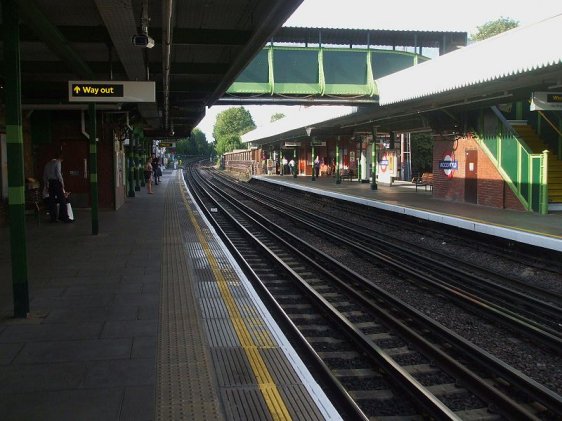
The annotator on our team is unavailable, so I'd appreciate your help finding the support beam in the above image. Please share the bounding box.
[371,127,378,190]
[16,0,95,79]
[127,144,135,198]
[335,136,341,184]
[3,0,30,318]
[88,103,99,235]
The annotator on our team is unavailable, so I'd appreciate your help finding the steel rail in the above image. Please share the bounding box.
[188,166,561,419]
[209,171,562,348]
[184,169,370,421]
[196,166,562,416]
[188,168,462,420]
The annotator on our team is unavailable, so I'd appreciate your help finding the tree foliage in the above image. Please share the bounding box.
[175,128,212,157]
[270,112,286,123]
[212,107,256,155]
[470,17,519,41]
[410,133,433,176]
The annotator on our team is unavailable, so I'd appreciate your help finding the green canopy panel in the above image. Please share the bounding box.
[226,46,422,98]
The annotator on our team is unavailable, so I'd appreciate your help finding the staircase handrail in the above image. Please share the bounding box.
[476,106,548,214]
[490,106,534,154]
[537,110,562,138]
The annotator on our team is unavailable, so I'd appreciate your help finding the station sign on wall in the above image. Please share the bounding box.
[68,81,155,102]
[530,92,562,111]
[439,152,458,178]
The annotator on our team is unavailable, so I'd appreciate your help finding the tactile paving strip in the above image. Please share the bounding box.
[189,205,327,420]
[157,173,337,421]
[156,175,224,421]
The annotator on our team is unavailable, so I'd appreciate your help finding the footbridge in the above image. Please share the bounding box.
[221,27,467,105]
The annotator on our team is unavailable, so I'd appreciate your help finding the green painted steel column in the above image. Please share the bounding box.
[358,138,362,182]
[134,138,140,191]
[127,145,135,197]
[88,103,99,235]
[540,150,549,215]
[293,148,297,178]
[3,0,29,318]
[140,141,146,187]
[335,136,341,184]
[371,128,378,190]
[311,142,316,181]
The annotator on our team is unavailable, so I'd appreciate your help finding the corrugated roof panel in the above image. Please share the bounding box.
[275,26,467,49]
[242,106,355,143]
[377,14,562,105]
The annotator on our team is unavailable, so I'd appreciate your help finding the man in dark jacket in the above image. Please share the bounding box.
[151,154,160,185]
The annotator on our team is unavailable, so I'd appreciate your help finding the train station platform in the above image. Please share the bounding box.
[0,170,340,420]
[254,174,562,252]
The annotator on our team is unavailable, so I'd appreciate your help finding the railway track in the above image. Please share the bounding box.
[209,169,562,346]
[244,173,562,278]
[183,165,562,420]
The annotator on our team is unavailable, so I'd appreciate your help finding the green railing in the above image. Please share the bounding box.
[476,107,548,214]
[228,46,428,97]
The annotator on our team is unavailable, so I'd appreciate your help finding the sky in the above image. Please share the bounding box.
[195,0,562,142]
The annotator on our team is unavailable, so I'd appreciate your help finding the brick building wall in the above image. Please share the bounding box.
[432,134,526,211]
[32,111,116,209]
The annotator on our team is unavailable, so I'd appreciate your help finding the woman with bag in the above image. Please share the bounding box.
[144,158,154,194]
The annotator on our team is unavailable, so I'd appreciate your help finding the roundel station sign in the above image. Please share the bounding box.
[439,152,458,179]
[379,153,389,173]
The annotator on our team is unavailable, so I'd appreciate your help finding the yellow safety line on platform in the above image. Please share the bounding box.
[179,175,292,421]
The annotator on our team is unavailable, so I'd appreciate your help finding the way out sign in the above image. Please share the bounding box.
[68,81,155,102]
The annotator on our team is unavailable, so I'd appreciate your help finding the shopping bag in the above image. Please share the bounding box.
[66,202,74,221]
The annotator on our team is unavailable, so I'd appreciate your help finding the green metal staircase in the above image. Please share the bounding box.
[475,107,549,214]
[512,124,562,206]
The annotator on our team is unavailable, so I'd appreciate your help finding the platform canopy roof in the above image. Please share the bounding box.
[0,0,303,138]
[272,26,466,54]
[242,13,562,144]
[377,14,562,106]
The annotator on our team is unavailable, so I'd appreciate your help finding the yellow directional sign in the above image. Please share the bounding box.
[71,83,123,98]
[159,142,176,148]
[68,81,155,103]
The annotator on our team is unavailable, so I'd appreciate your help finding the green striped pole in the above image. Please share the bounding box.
[140,140,146,187]
[371,127,378,190]
[134,137,140,191]
[335,136,341,184]
[127,144,135,197]
[88,103,99,235]
[358,137,362,182]
[540,150,549,215]
[3,0,30,317]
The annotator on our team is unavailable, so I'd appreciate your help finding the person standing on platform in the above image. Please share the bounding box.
[144,157,154,194]
[281,156,288,176]
[43,153,71,223]
[151,154,160,185]
[314,155,320,177]
[289,158,295,175]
